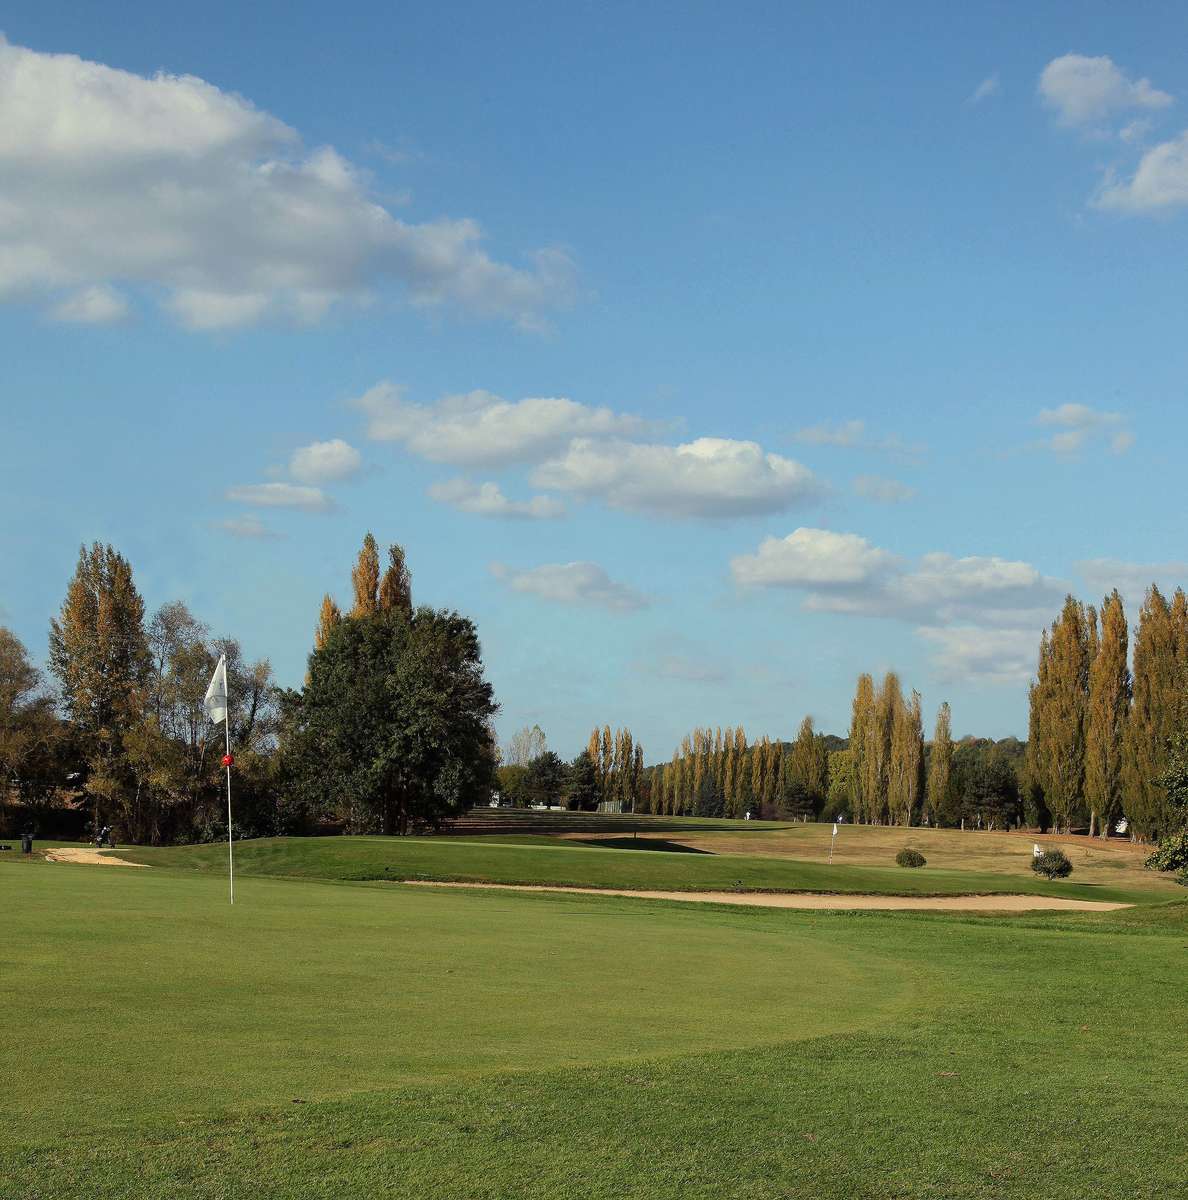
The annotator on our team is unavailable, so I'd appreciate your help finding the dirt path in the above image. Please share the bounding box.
[405,880,1129,912]
[44,847,146,868]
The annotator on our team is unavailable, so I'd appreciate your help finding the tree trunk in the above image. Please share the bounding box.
[1088,809,1097,838]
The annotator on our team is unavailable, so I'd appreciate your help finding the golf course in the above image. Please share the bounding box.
[3,821,1185,1199]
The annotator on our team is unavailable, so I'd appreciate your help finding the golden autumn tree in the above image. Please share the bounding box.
[1085,590,1129,838]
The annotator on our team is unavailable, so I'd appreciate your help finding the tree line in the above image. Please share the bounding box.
[1027,585,1188,841]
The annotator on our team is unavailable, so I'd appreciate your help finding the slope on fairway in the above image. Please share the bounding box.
[122,834,1159,903]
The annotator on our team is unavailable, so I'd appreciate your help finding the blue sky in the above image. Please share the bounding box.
[3,2,1187,761]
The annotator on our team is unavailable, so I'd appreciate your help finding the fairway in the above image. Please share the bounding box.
[3,840,1187,1199]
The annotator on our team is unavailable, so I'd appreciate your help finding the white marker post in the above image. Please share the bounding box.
[204,654,234,905]
[829,821,838,864]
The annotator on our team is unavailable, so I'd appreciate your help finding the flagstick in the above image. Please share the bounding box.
[225,705,234,906]
[829,824,837,864]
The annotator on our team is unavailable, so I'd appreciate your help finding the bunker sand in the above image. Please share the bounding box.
[44,847,146,867]
[406,880,1130,912]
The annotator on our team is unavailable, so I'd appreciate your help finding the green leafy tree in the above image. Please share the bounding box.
[525,751,568,808]
[48,543,150,833]
[566,751,599,811]
[289,605,497,833]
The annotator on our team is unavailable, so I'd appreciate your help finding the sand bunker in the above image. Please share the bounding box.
[405,880,1129,912]
[44,847,146,867]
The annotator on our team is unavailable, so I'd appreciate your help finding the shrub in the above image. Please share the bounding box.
[1031,849,1072,880]
[1144,831,1188,874]
[895,847,926,868]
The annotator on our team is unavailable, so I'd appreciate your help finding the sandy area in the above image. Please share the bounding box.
[44,847,146,867]
[405,880,1129,912]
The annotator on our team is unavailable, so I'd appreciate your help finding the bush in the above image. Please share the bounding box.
[1031,849,1072,880]
[895,847,926,868]
[1145,831,1188,873]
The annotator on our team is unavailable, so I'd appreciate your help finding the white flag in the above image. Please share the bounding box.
[832,822,838,836]
[204,655,228,724]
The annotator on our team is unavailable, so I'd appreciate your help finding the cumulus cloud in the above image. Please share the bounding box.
[225,482,334,512]
[289,438,362,484]
[1034,403,1130,453]
[50,284,129,324]
[429,478,564,519]
[0,37,575,329]
[533,436,819,518]
[731,529,896,589]
[853,475,916,504]
[1077,557,1188,610]
[733,527,1064,682]
[490,561,649,612]
[968,74,1000,105]
[916,626,1038,686]
[357,383,647,468]
[217,516,283,539]
[1095,130,1188,212]
[1039,54,1173,126]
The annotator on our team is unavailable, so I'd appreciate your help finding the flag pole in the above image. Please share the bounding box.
[829,821,837,864]
[225,694,234,906]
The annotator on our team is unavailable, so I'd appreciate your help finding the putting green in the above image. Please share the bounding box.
[1,864,917,1146]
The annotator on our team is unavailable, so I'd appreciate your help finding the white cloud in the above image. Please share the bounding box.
[1034,403,1131,453]
[0,37,574,329]
[225,482,334,512]
[429,478,564,519]
[968,74,1000,105]
[916,626,1037,685]
[533,436,819,518]
[289,438,362,484]
[795,419,866,447]
[853,475,916,504]
[50,284,129,324]
[490,561,649,612]
[1095,130,1188,212]
[733,528,1064,683]
[1039,54,1173,126]
[1077,557,1188,610]
[217,516,283,539]
[357,383,647,468]
[731,528,896,589]
[793,419,925,459]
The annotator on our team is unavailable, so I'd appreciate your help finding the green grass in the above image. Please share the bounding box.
[119,834,1163,903]
[2,842,1186,1198]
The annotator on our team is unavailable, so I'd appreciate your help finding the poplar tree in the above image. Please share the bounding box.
[863,673,900,824]
[926,702,953,826]
[1085,590,1129,839]
[1041,596,1092,833]
[350,533,381,618]
[888,689,924,826]
[48,543,151,830]
[314,595,342,652]
[849,674,874,823]
[1124,586,1185,839]
[378,544,413,618]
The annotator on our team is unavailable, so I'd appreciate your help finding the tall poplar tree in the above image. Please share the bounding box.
[1041,596,1092,833]
[350,533,381,618]
[314,595,342,652]
[888,689,924,826]
[378,544,413,618]
[1085,590,1129,839]
[1124,586,1185,839]
[849,674,874,823]
[926,702,953,826]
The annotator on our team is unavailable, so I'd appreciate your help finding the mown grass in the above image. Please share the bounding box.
[119,834,1164,903]
[0,858,1185,1198]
